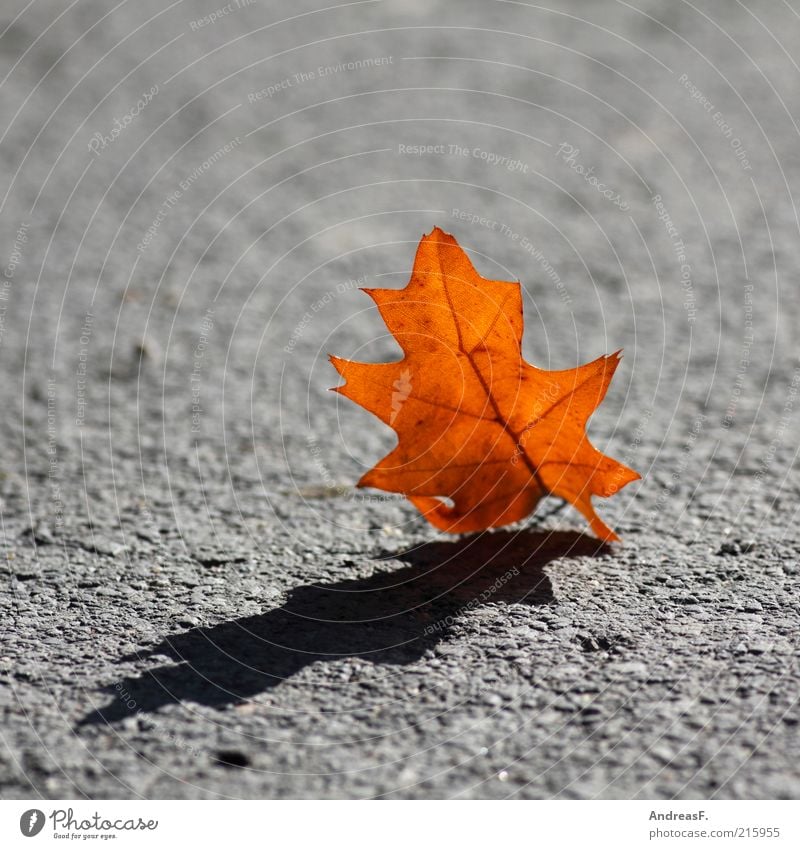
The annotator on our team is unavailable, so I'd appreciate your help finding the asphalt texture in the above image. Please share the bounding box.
[1,0,799,799]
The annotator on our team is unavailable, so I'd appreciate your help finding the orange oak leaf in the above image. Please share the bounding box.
[330,227,640,541]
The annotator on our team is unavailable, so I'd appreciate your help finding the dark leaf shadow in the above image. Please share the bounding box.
[79,530,608,725]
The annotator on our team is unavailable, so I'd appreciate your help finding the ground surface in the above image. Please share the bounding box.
[1,0,799,799]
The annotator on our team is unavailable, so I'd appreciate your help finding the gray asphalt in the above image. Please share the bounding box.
[1,0,799,799]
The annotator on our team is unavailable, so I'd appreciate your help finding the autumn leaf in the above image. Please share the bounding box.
[330,227,640,542]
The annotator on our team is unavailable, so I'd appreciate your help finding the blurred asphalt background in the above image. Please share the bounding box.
[1,0,799,799]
